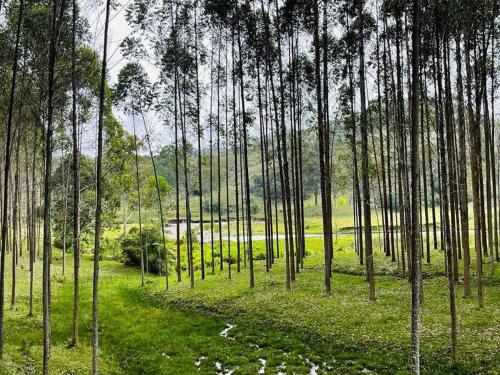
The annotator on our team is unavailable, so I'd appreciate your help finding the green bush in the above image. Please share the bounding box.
[53,233,93,255]
[101,236,122,261]
[120,227,173,275]
[53,235,72,252]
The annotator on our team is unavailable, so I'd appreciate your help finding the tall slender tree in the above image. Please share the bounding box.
[0,0,24,357]
[92,0,111,370]
[410,0,421,371]
[358,0,375,301]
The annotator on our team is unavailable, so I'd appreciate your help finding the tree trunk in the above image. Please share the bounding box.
[410,0,421,370]
[71,0,81,344]
[173,10,181,281]
[465,27,484,307]
[436,7,458,359]
[231,31,241,273]
[141,110,169,290]
[443,39,459,283]
[314,0,332,295]
[43,0,64,369]
[92,0,111,370]
[217,44,224,271]
[224,35,232,278]
[194,2,205,280]
[11,131,21,309]
[455,34,471,296]
[177,74,194,288]
[0,0,24,357]
[132,114,144,285]
[61,150,68,276]
[347,11,363,265]
[359,0,375,301]
[236,16,254,287]
[273,0,294,285]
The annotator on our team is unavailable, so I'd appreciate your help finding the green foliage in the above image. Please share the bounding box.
[144,175,173,210]
[155,143,195,189]
[120,226,173,275]
[113,62,155,114]
[202,200,221,213]
[336,195,348,207]
[154,144,177,187]
[102,111,136,229]
[52,153,97,243]
[101,236,123,261]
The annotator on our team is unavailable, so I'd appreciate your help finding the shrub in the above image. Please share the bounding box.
[101,236,122,261]
[120,227,174,275]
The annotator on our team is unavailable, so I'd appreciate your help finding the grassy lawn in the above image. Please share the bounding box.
[1,231,499,374]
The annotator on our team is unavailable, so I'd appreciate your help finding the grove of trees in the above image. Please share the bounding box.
[0,0,498,373]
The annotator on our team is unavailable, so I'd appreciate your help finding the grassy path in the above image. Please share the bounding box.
[52,263,345,375]
[1,254,371,374]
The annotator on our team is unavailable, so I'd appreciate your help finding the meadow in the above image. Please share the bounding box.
[1,222,498,374]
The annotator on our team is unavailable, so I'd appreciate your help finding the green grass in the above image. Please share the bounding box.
[1,231,499,374]
[5,253,362,374]
[146,238,500,375]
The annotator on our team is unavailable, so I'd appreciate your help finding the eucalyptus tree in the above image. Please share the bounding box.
[216,33,224,271]
[410,0,421,371]
[193,0,205,279]
[128,2,197,285]
[464,1,484,307]
[92,0,111,370]
[374,4,390,259]
[224,32,232,278]
[134,0,207,284]
[140,113,170,290]
[11,118,26,309]
[0,0,24,356]
[432,0,458,359]
[114,62,155,286]
[485,0,498,258]
[235,2,255,286]
[272,0,294,286]
[357,0,375,301]
[173,3,197,287]
[320,0,333,289]
[312,0,333,295]
[480,1,496,277]
[60,147,69,275]
[490,1,499,264]
[281,0,314,275]
[43,0,72,369]
[231,27,242,273]
[257,0,292,288]
[27,127,38,317]
[71,0,80,346]
[443,20,460,284]
[243,0,272,271]
[381,10,398,261]
[209,48,215,274]
[340,4,364,265]
[394,0,411,277]
[260,33,275,271]
[118,64,170,288]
